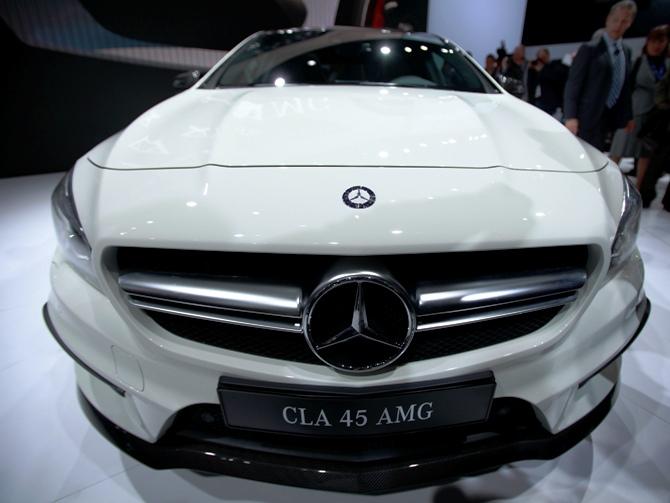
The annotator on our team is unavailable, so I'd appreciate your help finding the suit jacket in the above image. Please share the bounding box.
[563,37,634,132]
[633,55,669,116]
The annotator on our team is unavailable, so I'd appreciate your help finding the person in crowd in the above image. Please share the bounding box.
[503,44,528,99]
[563,0,637,151]
[527,48,550,105]
[527,48,570,117]
[485,53,498,77]
[610,25,669,188]
[533,48,551,69]
[638,61,670,210]
[495,40,508,71]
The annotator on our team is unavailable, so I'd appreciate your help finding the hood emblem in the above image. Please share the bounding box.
[304,276,415,373]
[343,186,376,209]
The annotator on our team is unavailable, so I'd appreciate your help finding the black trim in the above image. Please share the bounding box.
[80,383,616,494]
[42,303,126,396]
[578,296,651,388]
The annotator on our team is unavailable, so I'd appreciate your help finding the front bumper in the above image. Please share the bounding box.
[45,295,650,493]
[44,243,650,492]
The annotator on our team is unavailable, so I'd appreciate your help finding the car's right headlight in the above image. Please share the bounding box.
[609,173,642,274]
[51,168,99,288]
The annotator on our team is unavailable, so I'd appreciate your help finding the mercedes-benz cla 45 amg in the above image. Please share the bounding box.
[45,27,649,493]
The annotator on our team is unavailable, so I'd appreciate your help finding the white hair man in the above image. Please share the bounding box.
[563,0,637,151]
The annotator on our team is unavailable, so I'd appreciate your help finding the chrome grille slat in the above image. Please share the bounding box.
[126,292,301,319]
[416,290,580,317]
[415,293,577,332]
[119,272,302,317]
[129,298,303,333]
[117,259,587,340]
[416,268,587,315]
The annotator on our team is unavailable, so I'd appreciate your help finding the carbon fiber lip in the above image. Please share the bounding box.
[80,385,616,494]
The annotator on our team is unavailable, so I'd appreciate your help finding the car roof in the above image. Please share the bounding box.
[258,25,447,46]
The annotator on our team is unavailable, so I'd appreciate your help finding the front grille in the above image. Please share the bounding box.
[147,306,562,364]
[113,246,589,368]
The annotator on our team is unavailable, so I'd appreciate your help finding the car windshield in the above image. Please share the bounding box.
[202,28,498,93]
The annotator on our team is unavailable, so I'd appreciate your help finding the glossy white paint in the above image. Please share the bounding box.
[88,86,607,172]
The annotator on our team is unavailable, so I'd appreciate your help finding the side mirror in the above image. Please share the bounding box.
[173,70,202,90]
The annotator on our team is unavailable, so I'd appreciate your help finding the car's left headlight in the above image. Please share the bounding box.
[609,173,642,274]
[51,168,99,288]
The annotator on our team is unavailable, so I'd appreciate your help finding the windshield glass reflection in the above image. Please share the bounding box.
[205,29,497,93]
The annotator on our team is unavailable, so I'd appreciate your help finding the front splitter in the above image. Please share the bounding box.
[79,383,616,494]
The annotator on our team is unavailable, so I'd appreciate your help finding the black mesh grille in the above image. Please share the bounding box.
[147,306,562,365]
[149,312,319,363]
[401,307,561,363]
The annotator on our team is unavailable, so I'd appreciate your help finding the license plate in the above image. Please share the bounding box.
[217,372,495,436]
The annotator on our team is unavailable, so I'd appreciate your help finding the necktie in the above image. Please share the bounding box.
[607,43,624,108]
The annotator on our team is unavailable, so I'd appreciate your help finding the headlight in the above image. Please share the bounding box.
[609,173,642,274]
[51,169,99,287]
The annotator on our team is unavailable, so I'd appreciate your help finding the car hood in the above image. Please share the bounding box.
[76,160,623,259]
[89,86,606,172]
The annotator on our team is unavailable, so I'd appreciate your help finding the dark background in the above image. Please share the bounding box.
[0,21,178,178]
[79,0,308,50]
[523,0,670,45]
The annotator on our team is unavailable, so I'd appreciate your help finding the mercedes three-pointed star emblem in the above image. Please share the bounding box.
[304,275,415,373]
[342,186,376,209]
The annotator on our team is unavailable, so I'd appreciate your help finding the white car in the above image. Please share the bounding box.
[45,27,649,493]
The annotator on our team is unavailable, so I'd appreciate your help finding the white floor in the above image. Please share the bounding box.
[1,171,669,503]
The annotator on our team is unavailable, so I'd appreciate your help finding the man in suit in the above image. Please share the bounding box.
[564,0,637,151]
